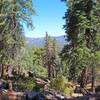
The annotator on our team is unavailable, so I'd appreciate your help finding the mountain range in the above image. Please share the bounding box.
[26,35,66,48]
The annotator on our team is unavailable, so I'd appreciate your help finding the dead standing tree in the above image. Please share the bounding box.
[43,32,56,79]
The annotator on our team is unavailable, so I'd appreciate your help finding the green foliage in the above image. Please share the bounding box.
[94,51,100,69]
[14,78,36,91]
[61,0,100,82]
[0,0,35,67]
[63,87,73,95]
[52,75,74,94]
[33,83,44,92]
[16,82,27,91]
[43,33,61,79]
[53,75,66,91]
[18,46,48,77]
[32,65,48,77]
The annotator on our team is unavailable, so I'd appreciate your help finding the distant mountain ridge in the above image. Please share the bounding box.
[26,35,66,48]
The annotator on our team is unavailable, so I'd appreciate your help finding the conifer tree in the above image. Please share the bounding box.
[0,0,35,77]
[61,0,100,91]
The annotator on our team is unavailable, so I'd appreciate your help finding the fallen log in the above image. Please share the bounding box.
[67,93,100,100]
[0,90,24,100]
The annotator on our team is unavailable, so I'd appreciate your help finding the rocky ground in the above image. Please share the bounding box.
[0,79,100,100]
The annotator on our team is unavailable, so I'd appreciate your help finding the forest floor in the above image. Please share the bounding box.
[0,77,100,100]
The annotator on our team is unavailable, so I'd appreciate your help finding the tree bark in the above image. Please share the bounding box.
[91,66,95,93]
[1,64,4,78]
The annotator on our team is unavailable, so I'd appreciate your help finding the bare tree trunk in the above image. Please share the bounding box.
[91,66,95,93]
[1,64,4,78]
[0,64,2,77]
[48,64,51,79]
[8,80,13,91]
[80,68,89,89]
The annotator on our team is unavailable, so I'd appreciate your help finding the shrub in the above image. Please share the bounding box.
[53,75,66,91]
[33,83,44,92]
[16,82,27,91]
[52,75,74,95]
[63,87,73,95]
[13,78,36,91]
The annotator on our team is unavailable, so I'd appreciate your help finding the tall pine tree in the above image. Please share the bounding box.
[61,0,100,92]
[0,0,35,77]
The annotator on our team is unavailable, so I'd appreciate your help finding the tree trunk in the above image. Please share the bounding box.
[80,68,89,89]
[8,80,13,91]
[1,64,4,78]
[91,66,95,93]
[0,64,2,77]
[48,64,51,79]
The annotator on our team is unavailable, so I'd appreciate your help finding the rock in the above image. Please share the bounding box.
[25,91,45,100]
[0,79,9,90]
[71,93,83,97]
[0,90,24,100]
[89,97,96,100]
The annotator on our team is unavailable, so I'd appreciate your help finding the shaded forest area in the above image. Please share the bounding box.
[0,0,100,100]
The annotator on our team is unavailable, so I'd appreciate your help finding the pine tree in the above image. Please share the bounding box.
[43,32,60,79]
[61,0,100,91]
[0,0,35,77]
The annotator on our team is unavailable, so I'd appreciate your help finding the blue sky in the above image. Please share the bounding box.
[24,0,66,38]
